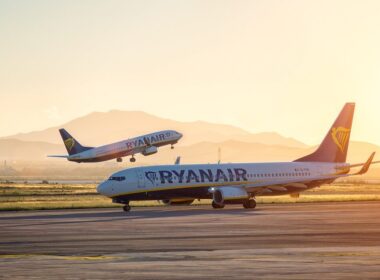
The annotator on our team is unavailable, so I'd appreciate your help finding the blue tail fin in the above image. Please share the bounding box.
[59,129,93,155]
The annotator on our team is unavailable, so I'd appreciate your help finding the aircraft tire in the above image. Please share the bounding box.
[130,157,136,163]
[243,199,256,209]
[212,201,225,209]
[123,205,131,212]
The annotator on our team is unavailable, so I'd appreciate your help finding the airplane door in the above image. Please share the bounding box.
[136,170,145,189]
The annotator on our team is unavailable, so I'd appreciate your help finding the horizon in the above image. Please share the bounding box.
[1,107,379,149]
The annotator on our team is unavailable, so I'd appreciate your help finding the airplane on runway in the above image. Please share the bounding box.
[48,129,183,163]
[97,103,379,212]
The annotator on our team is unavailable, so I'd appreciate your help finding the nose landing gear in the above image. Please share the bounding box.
[123,204,131,212]
[171,144,174,150]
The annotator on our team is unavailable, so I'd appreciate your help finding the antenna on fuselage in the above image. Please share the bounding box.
[218,147,221,164]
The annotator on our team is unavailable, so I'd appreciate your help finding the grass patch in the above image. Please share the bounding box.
[1,183,380,211]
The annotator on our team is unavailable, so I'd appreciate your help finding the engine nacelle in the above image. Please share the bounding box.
[211,186,249,205]
[142,146,158,156]
[161,199,195,206]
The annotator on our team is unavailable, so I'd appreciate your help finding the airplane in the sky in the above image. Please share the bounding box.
[97,103,379,212]
[49,129,183,163]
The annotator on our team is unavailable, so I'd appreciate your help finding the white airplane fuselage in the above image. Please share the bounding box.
[67,130,182,163]
[97,161,348,202]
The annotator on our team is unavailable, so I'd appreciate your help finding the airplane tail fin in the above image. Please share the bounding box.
[59,129,93,155]
[294,103,355,163]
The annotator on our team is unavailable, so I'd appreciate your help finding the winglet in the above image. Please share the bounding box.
[355,152,375,175]
[175,156,181,165]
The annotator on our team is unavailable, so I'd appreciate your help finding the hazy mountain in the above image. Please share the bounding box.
[0,139,64,160]
[4,110,306,148]
[2,111,380,179]
[1,138,379,166]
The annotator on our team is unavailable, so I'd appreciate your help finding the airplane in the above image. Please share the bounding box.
[97,103,379,212]
[48,129,183,163]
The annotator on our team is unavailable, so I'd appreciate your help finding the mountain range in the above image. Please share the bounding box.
[1,110,379,171]
[4,111,306,147]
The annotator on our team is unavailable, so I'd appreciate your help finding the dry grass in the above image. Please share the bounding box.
[1,182,380,211]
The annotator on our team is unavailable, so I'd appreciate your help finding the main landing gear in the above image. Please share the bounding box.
[171,144,174,150]
[116,157,122,162]
[130,156,136,163]
[212,201,225,209]
[211,199,257,209]
[243,199,257,209]
[123,204,131,212]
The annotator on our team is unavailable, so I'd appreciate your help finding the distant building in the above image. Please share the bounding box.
[0,160,19,176]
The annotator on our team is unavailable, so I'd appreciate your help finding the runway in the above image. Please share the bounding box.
[1,202,380,279]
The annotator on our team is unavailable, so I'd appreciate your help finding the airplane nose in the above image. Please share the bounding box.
[97,182,107,196]
[177,132,183,139]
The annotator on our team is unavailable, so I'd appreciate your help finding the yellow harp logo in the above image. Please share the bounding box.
[64,138,75,152]
[331,127,350,153]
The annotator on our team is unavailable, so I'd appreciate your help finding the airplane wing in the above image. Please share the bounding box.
[245,153,379,195]
[143,137,151,147]
[245,181,312,196]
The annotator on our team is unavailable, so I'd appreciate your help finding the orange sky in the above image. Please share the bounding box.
[1,0,380,145]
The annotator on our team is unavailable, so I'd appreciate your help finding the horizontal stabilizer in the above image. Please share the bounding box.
[47,155,69,158]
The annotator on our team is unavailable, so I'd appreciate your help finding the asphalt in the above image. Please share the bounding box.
[1,202,380,279]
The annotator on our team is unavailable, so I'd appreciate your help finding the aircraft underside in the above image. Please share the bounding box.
[111,179,330,212]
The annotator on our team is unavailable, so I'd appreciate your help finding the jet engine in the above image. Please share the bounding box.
[211,186,249,205]
[161,199,195,206]
[142,146,158,156]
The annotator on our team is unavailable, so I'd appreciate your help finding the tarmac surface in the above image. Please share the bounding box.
[1,202,380,279]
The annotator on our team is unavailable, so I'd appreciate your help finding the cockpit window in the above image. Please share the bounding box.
[109,176,126,181]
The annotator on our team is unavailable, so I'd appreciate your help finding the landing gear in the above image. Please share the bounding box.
[130,156,136,163]
[212,201,225,209]
[243,199,256,209]
[171,144,174,150]
[116,157,122,162]
[123,204,131,212]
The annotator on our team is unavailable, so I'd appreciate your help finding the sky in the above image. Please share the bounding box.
[1,0,380,145]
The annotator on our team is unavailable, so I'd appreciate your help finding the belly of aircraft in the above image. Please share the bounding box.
[114,186,212,201]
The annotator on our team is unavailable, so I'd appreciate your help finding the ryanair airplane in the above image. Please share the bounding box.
[49,129,183,163]
[97,103,378,212]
